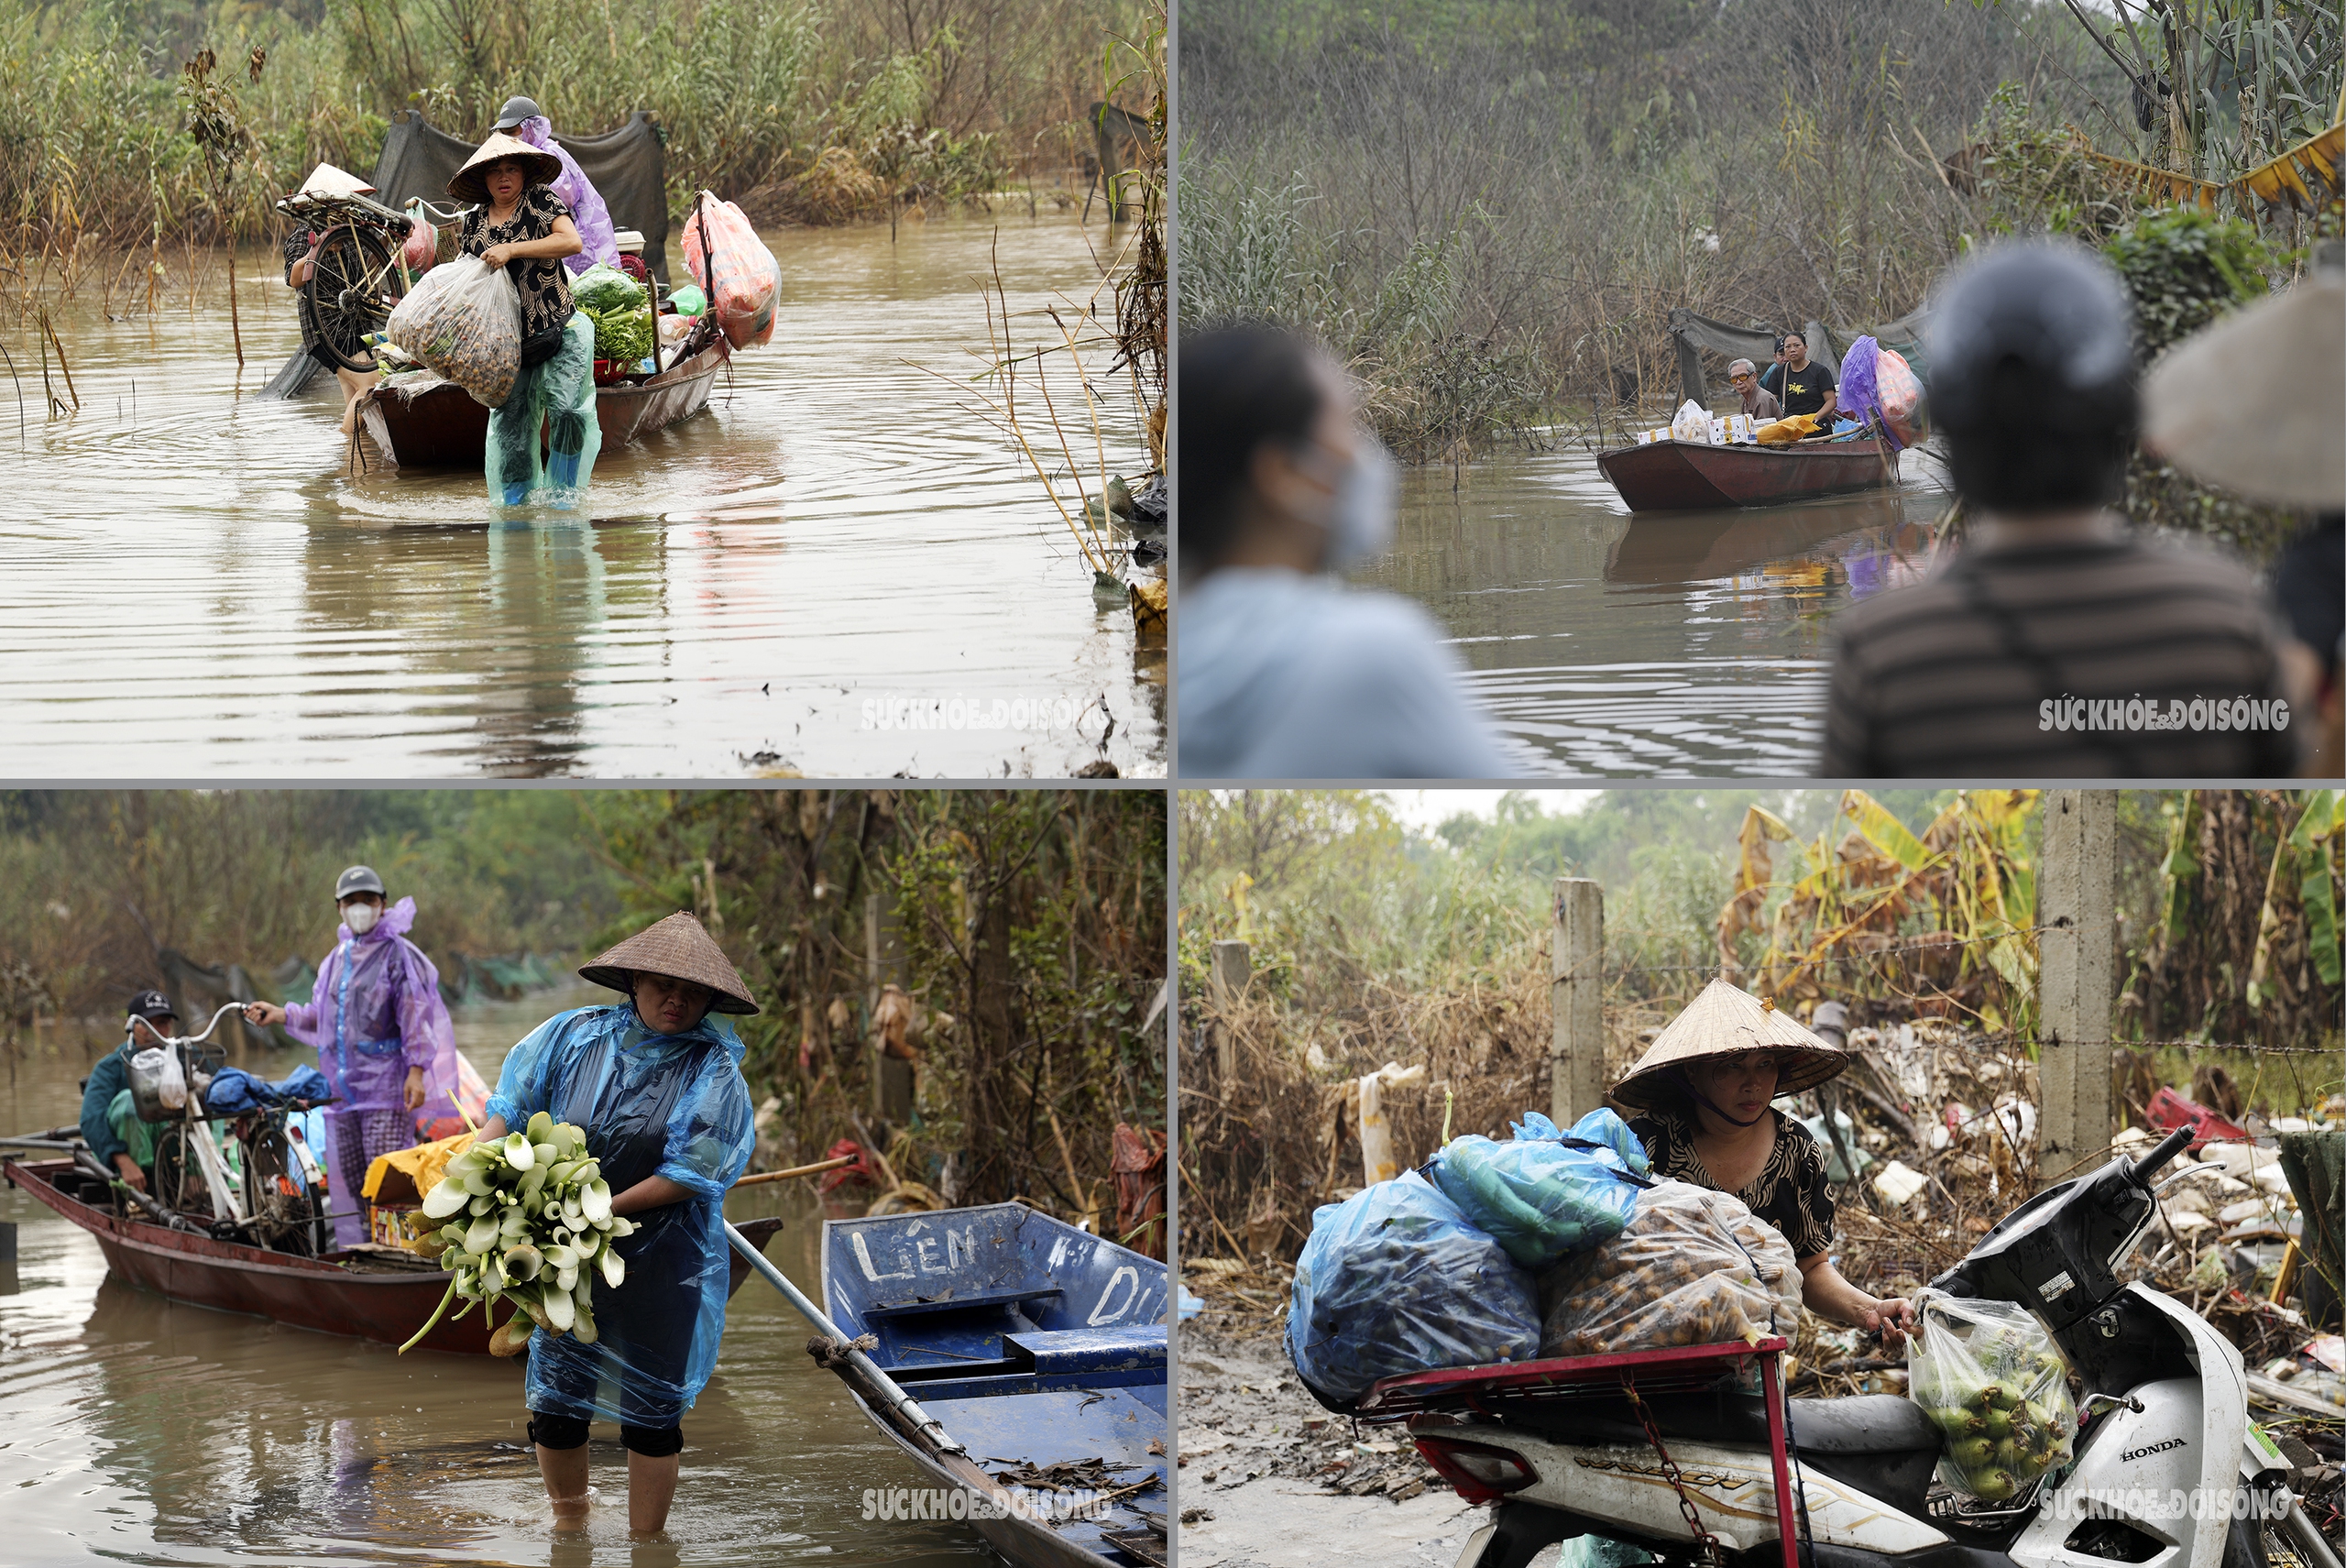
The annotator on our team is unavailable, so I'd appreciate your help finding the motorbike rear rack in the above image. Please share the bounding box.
[1358,1340,1800,1568]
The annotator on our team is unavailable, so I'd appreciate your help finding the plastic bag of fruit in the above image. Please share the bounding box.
[1533,1178,1802,1357]
[1907,1288,2077,1501]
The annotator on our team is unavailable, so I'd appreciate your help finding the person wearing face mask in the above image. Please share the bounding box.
[243,865,460,1249]
[1611,979,1913,1347]
[1178,324,1512,777]
[474,912,757,1538]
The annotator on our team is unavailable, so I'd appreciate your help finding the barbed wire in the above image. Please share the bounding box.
[1571,922,2068,983]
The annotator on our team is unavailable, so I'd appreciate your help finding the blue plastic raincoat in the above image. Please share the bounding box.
[486,1003,757,1428]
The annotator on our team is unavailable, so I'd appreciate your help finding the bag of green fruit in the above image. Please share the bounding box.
[1907,1288,2078,1502]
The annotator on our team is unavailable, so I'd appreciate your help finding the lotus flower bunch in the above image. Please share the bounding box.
[398,1111,639,1355]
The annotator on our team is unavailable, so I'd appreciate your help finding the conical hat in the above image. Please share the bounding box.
[579,912,759,1015]
[2143,276,2344,510]
[445,132,564,203]
[295,162,376,199]
[1609,976,1847,1111]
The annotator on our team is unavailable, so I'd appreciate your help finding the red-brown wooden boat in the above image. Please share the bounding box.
[355,337,731,472]
[1595,434,1901,511]
[1,1155,784,1355]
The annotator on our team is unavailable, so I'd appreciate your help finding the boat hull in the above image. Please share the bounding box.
[360,339,729,470]
[1596,436,1898,511]
[3,1156,781,1355]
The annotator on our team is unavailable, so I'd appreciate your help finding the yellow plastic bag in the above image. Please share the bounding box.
[1755,413,1822,445]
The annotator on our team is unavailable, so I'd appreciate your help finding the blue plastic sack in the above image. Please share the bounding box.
[1286,1170,1540,1409]
[203,1063,333,1113]
[1431,1108,1651,1270]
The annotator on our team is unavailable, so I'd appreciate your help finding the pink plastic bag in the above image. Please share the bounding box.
[401,214,437,273]
[681,192,779,349]
[1877,349,1927,448]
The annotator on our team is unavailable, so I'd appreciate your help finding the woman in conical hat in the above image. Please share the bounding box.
[477,911,757,1534]
[1611,976,1913,1345]
[448,130,603,510]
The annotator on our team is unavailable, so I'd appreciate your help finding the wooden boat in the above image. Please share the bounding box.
[1596,433,1900,511]
[1,1154,783,1355]
[355,337,730,471]
[818,1204,1169,1568]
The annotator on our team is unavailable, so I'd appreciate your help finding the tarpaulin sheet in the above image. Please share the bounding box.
[373,110,671,282]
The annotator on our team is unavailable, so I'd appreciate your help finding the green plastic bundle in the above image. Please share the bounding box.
[398,1110,640,1355]
[572,263,645,313]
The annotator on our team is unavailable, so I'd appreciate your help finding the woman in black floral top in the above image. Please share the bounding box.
[446,132,601,508]
[1611,979,1914,1347]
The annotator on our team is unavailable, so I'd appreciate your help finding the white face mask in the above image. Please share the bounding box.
[1321,437,1400,572]
[342,901,381,935]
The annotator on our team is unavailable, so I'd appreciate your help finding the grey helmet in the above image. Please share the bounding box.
[492,96,543,131]
[335,864,386,902]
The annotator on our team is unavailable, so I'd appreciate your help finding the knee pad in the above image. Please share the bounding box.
[619,1424,683,1458]
[528,1413,591,1451]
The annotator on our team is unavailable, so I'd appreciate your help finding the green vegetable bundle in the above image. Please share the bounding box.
[398,1111,639,1355]
[581,301,653,367]
[1908,1289,2077,1501]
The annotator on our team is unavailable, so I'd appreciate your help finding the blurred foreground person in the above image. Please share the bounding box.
[2141,246,2344,779]
[1178,324,1510,777]
[1822,241,2296,777]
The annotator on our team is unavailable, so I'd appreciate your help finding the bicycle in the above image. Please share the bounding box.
[277,188,473,373]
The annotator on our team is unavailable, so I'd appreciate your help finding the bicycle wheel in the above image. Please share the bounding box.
[303,221,400,372]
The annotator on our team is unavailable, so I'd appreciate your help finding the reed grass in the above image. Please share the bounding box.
[0,0,1144,313]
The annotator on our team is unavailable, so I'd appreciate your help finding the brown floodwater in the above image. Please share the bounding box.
[0,214,1162,778]
[0,986,991,1565]
[1352,441,1951,774]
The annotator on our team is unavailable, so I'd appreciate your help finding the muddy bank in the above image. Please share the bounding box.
[1178,1321,1486,1567]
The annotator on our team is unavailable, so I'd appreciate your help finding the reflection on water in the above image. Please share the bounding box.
[1355,443,1948,774]
[0,989,986,1566]
[0,214,1163,778]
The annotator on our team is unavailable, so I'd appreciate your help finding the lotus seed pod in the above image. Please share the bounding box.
[1980,1409,2014,1441]
[1970,1469,2018,1502]
[1950,1437,1996,1468]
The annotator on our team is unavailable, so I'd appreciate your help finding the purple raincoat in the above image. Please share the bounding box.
[281,896,459,1245]
[515,115,619,275]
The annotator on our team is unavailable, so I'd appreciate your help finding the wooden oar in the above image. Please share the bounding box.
[730,1154,858,1189]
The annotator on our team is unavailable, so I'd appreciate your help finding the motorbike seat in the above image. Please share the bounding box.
[1786,1393,1942,1453]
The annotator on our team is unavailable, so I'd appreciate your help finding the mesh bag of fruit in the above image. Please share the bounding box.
[1533,1178,1803,1357]
[1285,1169,1541,1409]
[383,255,521,409]
[1907,1288,2078,1501]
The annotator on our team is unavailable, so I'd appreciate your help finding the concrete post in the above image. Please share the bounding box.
[1209,940,1251,1081]
[2039,790,2118,1181]
[869,892,913,1126]
[1551,879,1606,1124]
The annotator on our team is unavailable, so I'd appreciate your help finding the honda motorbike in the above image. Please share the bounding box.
[1407,1125,2341,1568]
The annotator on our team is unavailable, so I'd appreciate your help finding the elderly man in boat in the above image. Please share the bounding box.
[77,991,180,1195]
[244,866,462,1249]
[1728,358,1781,422]
[476,911,756,1536]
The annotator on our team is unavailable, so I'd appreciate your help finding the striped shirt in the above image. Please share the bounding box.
[1822,534,2297,777]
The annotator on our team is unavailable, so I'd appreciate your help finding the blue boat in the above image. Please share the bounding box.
[818,1203,1169,1567]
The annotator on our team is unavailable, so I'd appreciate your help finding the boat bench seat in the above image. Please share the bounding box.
[864,1286,1063,1321]
[1005,1324,1168,1376]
